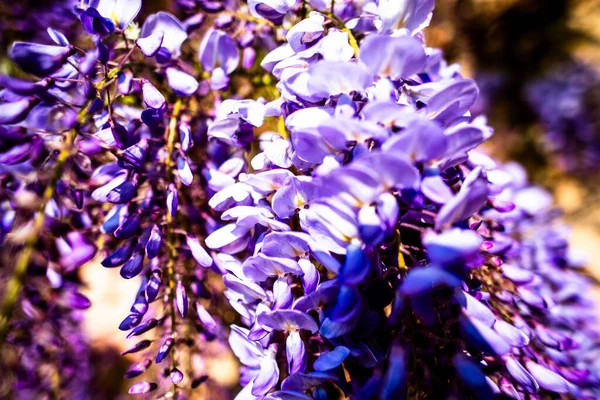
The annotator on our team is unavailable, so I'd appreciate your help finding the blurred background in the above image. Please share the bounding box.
[425,0,600,309]
[1,0,600,398]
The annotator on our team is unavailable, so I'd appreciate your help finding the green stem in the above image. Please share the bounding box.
[165,98,183,393]
[0,103,91,344]
[104,65,114,122]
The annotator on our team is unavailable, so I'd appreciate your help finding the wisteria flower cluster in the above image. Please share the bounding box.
[0,0,599,399]
[526,61,600,175]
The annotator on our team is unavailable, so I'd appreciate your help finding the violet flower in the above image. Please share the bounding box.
[0,0,599,399]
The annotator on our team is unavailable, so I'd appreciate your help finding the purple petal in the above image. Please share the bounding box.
[426,79,479,125]
[399,266,460,296]
[107,180,137,204]
[285,12,325,53]
[252,349,280,396]
[198,29,239,74]
[47,27,69,46]
[210,67,229,90]
[272,176,317,219]
[435,167,488,229]
[126,318,158,339]
[359,35,426,80]
[128,381,157,395]
[354,153,421,191]
[136,29,164,57]
[242,254,303,281]
[286,330,307,374]
[0,75,48,95]
[56,232,96,270]
[166,67,199,96]
[305,61,373,99]
[114,213,141,239]
[0,141,34,164]
[535,325,578,351]
[129,294,148,315]
[314,346,350,371]
[424,228,483,266]
[505,357,539,393]
[124,359,152,379]
[176,155,193,186]
[526,361,571,393]
[280,371,335,392]
[101,205,125,234]
[299,259,319,294]
[121,340,152,355]
[80,8,115,37]
[166,183,178,217]
[112,0,142,29]
[10,42,73,77]
[459,314,511,356]
[243,47,256,69]
[456,290,495,327]
[0,99,34,125]
[376,0,434,33]
[273,277,293,310]
[258,309,318,333]
[339,244,371,287]
[140,12,187,58]
[445,122,493,156]
[320,286,362,338]
[170,368,184,384]
[494,320,529,348]
[223,274,267,302]
[261,232,311,259]
[228,325,264,368]
[501,264,535,284]
[101,240,135,268]
[517,286,551,309]
[241,169,294,195]
[66,291,92,309]
[196,302,218,332]
[145,270,162,303]
[381,345,407,400]
[156,337,174,363]
[141,107,164,127]
[176,280,188,318]
[358,204,386,246]
[94,126,120,147]
[421,175,454,204]
[248,0,291,24]
[121,138,148,169]
[186,234,213,268]
[119,314,142,332]
[179,121,193,151]
[120,250,144,279]
[498,377,521,398]
[141,79,166,109]
[319,29,354,62]
[293,281,339,312]
[145,225,162,259]
[382,118,447,162]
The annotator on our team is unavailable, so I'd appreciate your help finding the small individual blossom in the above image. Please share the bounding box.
[88,0,142,30]
[140,11,187,60]
[1,0,599,399]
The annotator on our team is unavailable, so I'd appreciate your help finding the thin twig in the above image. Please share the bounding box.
[164,98,183,396]
[0,101,92,345]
